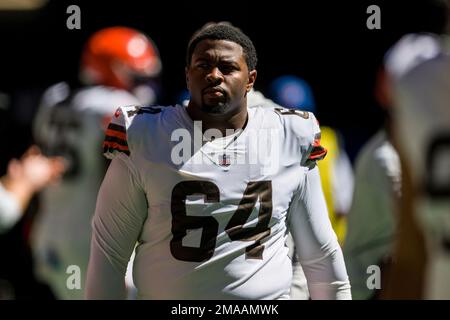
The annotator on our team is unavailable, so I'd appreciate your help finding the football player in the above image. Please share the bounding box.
[383,33,450,299]
[86,24,351,299]
[31,26,162,299]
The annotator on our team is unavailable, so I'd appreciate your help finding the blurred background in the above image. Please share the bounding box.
[1,0,447,162]
[0,0,448,299]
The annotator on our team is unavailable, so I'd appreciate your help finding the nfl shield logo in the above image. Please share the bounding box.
[219,153,231,167]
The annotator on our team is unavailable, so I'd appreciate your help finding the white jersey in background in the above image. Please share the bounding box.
[31,82,140,299]
[343,129,401,299]
[392,37,450,299]
[86,103,351,300]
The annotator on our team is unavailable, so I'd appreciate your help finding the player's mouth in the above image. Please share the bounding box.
[203,86,226,98]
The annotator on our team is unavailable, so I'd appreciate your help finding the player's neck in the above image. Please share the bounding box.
[186,104,248,137]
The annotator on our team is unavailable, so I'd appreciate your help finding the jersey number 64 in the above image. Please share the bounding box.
[170,180,272,262]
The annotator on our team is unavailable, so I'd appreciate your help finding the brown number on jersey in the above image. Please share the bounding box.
[170,180,273,262]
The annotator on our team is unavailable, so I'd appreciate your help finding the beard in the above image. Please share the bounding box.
[201,101,229,114]
[201,93,229,114]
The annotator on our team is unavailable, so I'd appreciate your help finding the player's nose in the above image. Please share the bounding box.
[205,67,223,84]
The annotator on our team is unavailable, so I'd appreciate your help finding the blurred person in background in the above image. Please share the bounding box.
[343,48,403,300]
[30,26,162,299]
[382,31,450,299]
[343,0,450,300]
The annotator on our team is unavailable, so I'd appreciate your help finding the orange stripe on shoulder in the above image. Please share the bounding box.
[103,141,129,151]
[309,146,327,160]
[105,128,127,140]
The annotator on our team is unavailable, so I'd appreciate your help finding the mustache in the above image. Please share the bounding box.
[202,86,227,96]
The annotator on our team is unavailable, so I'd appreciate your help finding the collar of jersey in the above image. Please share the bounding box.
[176,104,256,152]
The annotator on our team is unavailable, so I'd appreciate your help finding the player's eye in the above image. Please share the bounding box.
[219,64,237,74]
[197,63,210,70]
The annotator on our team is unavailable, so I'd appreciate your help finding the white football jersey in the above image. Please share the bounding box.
[31,83,140,299]
[392,37,450,299]
[87,104,351,300]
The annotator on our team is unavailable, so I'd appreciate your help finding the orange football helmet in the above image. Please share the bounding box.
[80,26,162,90]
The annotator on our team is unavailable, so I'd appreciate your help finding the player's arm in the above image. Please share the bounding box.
[86,106,147,299]
[86,153,147,299]
[288,112,351,300]
[290,166,352,299]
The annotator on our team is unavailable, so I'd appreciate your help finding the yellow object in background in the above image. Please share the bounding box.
[318,126,347,245]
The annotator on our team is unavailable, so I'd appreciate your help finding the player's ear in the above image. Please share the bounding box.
[246,70,257,93]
